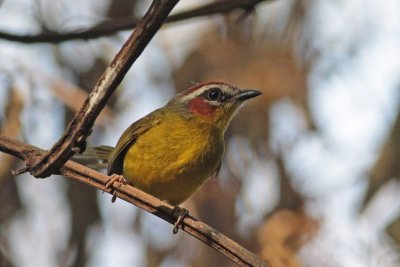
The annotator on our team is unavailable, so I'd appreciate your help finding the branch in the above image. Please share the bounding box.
[0,135,269,267]
[25,0,179,178]
[0,0,271,44]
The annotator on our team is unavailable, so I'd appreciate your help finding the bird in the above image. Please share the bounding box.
[79,81,261,232]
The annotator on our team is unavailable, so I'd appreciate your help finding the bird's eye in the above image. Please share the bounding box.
[206,88,223,102]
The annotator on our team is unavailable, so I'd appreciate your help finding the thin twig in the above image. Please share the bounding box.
[0,0,271,44]
[0,135,269,267]
[25,0,179,178]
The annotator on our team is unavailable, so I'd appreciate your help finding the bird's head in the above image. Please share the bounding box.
[169,82,261,131]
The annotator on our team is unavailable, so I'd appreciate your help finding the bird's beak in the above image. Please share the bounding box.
[235,89,262,101]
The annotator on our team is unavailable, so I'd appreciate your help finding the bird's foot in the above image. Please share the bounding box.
[172,207,189,234]
[105,174,128,203]
[105,174,127,188]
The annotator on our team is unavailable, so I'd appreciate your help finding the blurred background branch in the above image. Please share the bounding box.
[0,0,272,44]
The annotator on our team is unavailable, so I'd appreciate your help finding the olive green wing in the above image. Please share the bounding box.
[107,110,162,175]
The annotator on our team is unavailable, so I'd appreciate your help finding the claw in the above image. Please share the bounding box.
[111,190,117,203]
[172,207,189,234]
[105,174,127,203]
[105,174,127,189]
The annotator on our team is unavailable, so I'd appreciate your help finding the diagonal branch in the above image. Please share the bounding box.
[0,0,271,44]
[26,0,179,178]
[0,135,269,267]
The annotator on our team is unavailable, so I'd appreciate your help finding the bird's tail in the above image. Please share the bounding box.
[72,145,114,170]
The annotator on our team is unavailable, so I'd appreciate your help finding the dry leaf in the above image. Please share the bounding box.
[258,209,318,267]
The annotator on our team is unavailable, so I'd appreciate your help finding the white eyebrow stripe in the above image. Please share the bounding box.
[180,89,205,102]
[179,85,217,102]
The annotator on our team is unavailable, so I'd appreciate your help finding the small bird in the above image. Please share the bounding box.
[81,81,261,231]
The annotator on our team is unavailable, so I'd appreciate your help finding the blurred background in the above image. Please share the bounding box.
[0,0,400,266]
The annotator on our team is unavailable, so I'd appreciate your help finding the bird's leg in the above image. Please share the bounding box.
[105,174,128,203]
[172,207,189,234]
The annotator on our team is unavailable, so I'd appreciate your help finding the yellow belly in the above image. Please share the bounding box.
[122,117,224,205]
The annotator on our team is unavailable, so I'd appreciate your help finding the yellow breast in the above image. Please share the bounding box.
[123,113,224,205]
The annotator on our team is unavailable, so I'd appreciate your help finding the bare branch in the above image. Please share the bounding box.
[25,0,178,178]
[0,0,271,44]
[0,135,269,267]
